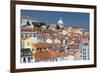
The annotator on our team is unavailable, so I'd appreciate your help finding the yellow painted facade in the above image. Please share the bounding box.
[23,37,38,54]
[67,27,84,34]
[24,37,37,48]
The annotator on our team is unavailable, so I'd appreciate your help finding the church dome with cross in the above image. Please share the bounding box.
[58,17,64,29]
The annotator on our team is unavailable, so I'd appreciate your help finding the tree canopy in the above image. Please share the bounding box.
[32,21,46,28]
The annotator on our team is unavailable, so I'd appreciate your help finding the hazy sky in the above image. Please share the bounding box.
[21,10,89,31]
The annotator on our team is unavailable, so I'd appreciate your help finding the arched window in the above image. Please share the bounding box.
[23,57,26,63]
[28,57,30,62]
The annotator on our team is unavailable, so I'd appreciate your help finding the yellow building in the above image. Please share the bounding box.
[21,36,38,54]
[67,26,84,35]
[24,37,37,48]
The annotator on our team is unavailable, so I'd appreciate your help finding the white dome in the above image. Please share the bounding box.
[58,17,63,25]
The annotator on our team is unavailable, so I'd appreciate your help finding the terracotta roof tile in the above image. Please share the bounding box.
[34,50,60,61]
[35,43,50,49]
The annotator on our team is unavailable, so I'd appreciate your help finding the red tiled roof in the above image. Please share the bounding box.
[67,44,79,49]
[34,50,60,61]
[35,43,50,49]
[60,52,69,57]
[34,42,62,49]
[21,27,42,33]
[42,32,66,39]
[51,43,61,48]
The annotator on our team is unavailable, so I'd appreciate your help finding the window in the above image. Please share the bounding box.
[44,48,46,50]
[25,51,28,55]
[80,55,82,57]
[27,42,30,46]
[83,57,86,60]
[34,33,37,37]
[83,56,86,60]
[87,55,90,58]
[28,57,30,62]
[87,51,89,54]
[40,48,42,51]
[29,52,32,55]
[26,34,27,37]
[83,56,86,58]
[83,49,86,52]
[83,53,86,56]
[87,58,90,60]
[23,57,26,63]
[32,49,34,51]
[21,52,23,56]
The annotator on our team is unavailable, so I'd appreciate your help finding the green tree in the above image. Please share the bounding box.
[56,24,60,29]
[32,22,40,28]
[32,21,46,28]
[26,21,30,26]
[40,22,46,26]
